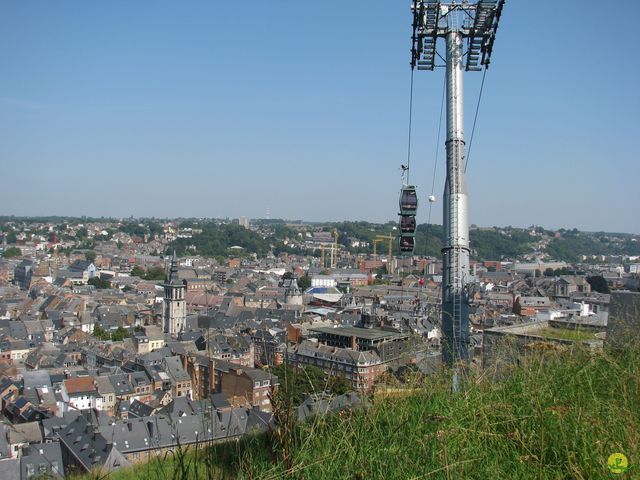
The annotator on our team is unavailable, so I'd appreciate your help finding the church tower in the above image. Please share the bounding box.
[283,274,303,306]
[163,251,186,336]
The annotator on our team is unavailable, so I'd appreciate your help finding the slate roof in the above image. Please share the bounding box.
[0,458,20,480]
[5,421,43,445]
[214,359,278,384]
[97,408,272,454]
[109,374,134,396]
[290,340,382,366]
[57,415,130,473]
[296,392,364,422]
[163,356,191,382]
[128,399,155,418]
[20,442,64,479]
[42,411,81,440]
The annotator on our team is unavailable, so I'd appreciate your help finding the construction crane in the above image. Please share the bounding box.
[319,230,340,270]
[332,229,339,269]
[374,234,394,274]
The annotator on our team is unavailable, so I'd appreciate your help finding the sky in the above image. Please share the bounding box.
[1,1,638,233]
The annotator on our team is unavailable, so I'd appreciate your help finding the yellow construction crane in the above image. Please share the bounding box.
[333,229,338,269]
[320,230,340,270]
[374,234,394,274]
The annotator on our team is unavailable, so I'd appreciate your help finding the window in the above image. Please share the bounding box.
[254,381,260,388]
[262,380,269,387]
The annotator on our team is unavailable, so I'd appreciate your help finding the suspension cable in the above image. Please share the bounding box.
[406,68,415,184]
[427,74,446,228]
[464,68,487,172]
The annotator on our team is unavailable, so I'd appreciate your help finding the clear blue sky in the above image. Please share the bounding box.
[1,1,638,233]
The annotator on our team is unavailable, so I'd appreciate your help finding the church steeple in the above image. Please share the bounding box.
[163,250,186,336]
[166,250,180,285]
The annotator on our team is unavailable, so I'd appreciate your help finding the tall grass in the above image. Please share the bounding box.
[85,343,639,479]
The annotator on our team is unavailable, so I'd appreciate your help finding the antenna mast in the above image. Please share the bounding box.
[411,0,504,366]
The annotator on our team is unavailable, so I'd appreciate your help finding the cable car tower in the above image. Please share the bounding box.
[411,0,504,366]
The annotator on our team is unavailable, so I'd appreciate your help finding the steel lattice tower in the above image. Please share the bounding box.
[411,0,504,365]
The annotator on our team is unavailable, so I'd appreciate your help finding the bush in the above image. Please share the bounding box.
[2,246,21,258]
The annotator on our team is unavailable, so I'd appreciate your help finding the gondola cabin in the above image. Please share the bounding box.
[399,186,418,215]
[400,215,416,233]
[399,236,415,253]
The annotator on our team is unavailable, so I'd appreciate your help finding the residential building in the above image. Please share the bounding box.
[287,340,385,392]
[308,325,412,363]
[60,377,102,412]
[20,442,64,479]
[214,360,277,412]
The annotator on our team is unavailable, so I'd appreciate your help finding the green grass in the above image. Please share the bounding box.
[535,327,597,342]
[86,344,640,480]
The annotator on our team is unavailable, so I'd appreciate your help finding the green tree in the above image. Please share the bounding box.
[6,231,17,244]
[88,277,111,289]
[144,265,166,280]
[111,326,128,341]
[93,323,111,341]
[131,266,146,277]
[327,375,351,395]
[85,250,97,262]
[2,246,22,258]
[587,275,610,294]
[297,275,311,291]
[544,268,555,277]
[272,364,350,405]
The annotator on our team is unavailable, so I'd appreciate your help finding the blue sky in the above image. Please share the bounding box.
[1,1,638,233]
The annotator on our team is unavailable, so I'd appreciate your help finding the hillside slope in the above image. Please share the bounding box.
[94,345,639,480]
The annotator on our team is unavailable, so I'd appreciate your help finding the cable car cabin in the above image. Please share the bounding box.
[399,236,415,253]
[400,215,416,233]
[399,186,418,215]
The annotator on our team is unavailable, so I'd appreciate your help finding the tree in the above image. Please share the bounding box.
[2,247,22,258]
[544,268,555,277]
[111,326,128,342]
[144,265,165,281]
[272,364,351,405]
[375,267,387,278]
[88,277,111,289]
[587,275,610,294]
[76,227,88,240]
[131,266,146,277]
[6,231,17,244]
[327,375,351,395]
[85,250,97,262]
[93,324,111,341]
[297,275,311,291]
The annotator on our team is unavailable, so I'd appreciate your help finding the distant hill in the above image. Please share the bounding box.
[2,216,639,263]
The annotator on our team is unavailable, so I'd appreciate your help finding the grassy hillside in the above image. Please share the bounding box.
[87,345,639,480]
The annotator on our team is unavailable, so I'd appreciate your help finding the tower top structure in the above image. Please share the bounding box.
[411,0,504,71]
